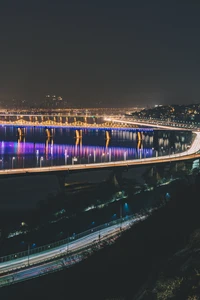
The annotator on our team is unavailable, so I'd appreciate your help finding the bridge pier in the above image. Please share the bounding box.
[56,171,69,191]
[109,170,124,190]
[45,128,54,140]
[75,130,82,139]
[105,131,110,140]
[136,131,142,141]
[17,127,26,138]
[150,166,155,177]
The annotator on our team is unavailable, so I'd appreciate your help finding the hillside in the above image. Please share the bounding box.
[1,172,200,299]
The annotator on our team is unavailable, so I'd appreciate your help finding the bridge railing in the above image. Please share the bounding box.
[0,214,135,263]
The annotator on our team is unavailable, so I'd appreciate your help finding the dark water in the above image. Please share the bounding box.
[0,126,192,169]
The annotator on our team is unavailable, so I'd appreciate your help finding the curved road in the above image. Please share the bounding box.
[0,119,199,285]
[0,215,146,286]
[0,130,200,176]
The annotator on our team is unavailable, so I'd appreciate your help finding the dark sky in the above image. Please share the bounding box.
[1,1,200,107]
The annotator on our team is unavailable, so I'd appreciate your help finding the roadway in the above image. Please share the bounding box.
[104,117,192,131]
[0,129,200,176]
[0,215,146,286]
[0,113,107,118]
[0,118,195,285]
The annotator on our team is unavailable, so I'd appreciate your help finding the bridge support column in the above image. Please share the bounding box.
[56,172,69,191]
[105,131,110,140]
[45,128,51,139]
[17,127,26,139]
[150,166,157,177]
[75,130,82,139]
[109,170,123,190]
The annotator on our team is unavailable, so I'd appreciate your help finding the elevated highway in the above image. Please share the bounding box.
[0,118,200,176]
[104,117,192,131]
[0,131,199,176]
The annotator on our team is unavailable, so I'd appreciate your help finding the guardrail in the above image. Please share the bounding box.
[0,215,134,263]
[0,232,121,287]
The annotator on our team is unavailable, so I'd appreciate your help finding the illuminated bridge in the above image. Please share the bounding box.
[0,114,136,129]
[0,130,200,177]
[0,115,200,177]
[0,113,184,131]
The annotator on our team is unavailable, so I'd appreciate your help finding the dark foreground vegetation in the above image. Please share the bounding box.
[1,170,200,300]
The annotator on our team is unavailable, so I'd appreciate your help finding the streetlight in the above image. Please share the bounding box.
[101,153,105,163]
[111,213,117,221]
[27,242,36,266]
[109,149,111,162]
[65,232,69,255]
[124,151,127,161]
[139,149,142,159]
[120,203,122,231]
[40,156,44,167]
[90,221,95,232]
[88,153,91,164]
[23,156,25,168]
[65,150,69,165]
[72,156,77,165]
[106,152,109,162]
[12,157,15,169]
[0,158,3,169]
[28,243,30,266]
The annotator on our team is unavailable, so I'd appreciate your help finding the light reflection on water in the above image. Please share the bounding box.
[0,126,192,169]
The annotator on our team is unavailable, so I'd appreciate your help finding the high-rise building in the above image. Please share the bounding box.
[43,94,63,108]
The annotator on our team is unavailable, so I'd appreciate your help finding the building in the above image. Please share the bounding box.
[43,94,63,108]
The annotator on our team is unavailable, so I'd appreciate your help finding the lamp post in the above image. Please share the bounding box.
[152,147,154,158]
[67,232,69,255]
[106,152,109,162]
[12,157,15,169]
[161,147,163,157]
[40,156,44,167]
[27,243,30,266]
[72,156,77,165]
[27,242,36,266]
[88,153,91,164]
[65,150,69,165]
[109,149,111,162]
[0,158,3,169]
[23,156,25,168]
[139,149,142,159]
[98,230,101,242]
[120,203,122,231]
[124,151,127,161]
[101,153,105,163]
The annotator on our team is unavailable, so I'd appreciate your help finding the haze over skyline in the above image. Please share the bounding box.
[1,1,200,107]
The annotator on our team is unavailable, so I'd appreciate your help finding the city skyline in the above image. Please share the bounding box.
[1,2,200,107]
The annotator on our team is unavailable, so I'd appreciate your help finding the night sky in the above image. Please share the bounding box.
[1,1,200,107]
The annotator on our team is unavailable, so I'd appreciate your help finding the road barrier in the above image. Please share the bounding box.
[0,214,136,263]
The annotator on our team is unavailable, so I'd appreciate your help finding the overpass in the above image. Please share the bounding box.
[0,116,199,177]
[0,118,198,285]
[104,117,192,131]
[0,117,138,130]
[0,129,199,177]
